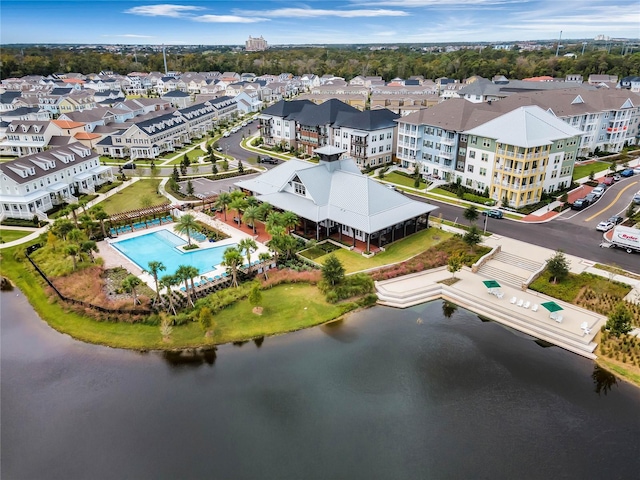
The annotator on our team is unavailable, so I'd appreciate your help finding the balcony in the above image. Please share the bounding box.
[440,137,455,146]
[439,150,454,160]
[606,126,627,133]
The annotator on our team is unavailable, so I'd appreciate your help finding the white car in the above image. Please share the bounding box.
[633,167,640,175]
[596,221,615,232]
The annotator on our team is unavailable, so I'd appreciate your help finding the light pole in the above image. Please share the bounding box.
[483,212,488,234]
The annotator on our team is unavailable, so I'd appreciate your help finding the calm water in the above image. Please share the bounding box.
[112,229,234,275]
[2,291,640,480]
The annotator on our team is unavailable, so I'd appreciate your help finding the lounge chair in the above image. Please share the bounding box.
[531,304,539,312]
[207,277,214,282]
[517,299,524,307]
[510,297,517,304]
[555,315,563,323]
[496,291,504,299]
[523,301,530,309]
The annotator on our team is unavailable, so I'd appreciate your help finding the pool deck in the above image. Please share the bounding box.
[98,217,270,292]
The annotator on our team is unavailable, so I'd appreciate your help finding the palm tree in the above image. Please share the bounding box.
[145,260,166,304]
[80,240,98,262]
[245,196,259,208]
[175,265,194,306]
[92,206,109,238]
[52,218,74,240]
[257,202,272,221]
[229,197,247,226]
[215,192,232,220]
[185,265,199,296]
[67,202,80,228]
[281,211,299,234]
[242,206,260,234]
[238,238,258,267]
[265,211,285,234]
[65,244,79,270]
[173,214,197,246]
[159,274,180,315]
[221,247,243,287]
[79,214,94,238]
[463,205,479,225]
[122,274,142,306]
[67,228,84,245]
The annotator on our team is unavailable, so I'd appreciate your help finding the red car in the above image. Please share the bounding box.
[601,176,615,186]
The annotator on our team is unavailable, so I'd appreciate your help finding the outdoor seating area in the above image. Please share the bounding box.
[483,280,504,299]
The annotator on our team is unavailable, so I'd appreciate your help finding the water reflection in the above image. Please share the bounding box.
[320,319,358,343]
[253,336,264,348]
[160,348,217,368]
[442,301,458,319]
[592,364,618,396]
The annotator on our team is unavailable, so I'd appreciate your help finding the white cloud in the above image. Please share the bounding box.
[238,7,409,18]
[351,0,526,6]
[193,15,268,23]
[124,4,204,18]
[373,30,398,36]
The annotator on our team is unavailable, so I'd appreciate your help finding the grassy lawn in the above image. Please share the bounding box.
[311,228,453,273]
[0,244,351,350]
[166,148,206,164]
[572,161,610,180]
[382,171,427,189]
[95,179,168,215]
[430,187,458,198]
[529,270,632,304]
[0,229,34,243]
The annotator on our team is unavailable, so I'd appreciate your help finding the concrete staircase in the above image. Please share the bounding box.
[476,251,545,288]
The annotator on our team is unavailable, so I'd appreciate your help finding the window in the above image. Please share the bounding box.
[469,150,476,159]
[470,136,477,145]
[479,168,487,176]
[371,135,377,141]
[460,135,467,143]
[481,153,488,162]
[482,139,491,148]
[467,165,474,173]
[387,132,392,139]
[379,146,384,153]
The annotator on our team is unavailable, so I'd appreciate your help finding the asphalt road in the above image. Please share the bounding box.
[407,193,640,274]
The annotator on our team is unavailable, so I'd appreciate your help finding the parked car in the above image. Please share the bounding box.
[633,166,640,175]
[591,185,606,198]
[223,131,230,137]
[482,209,504,219]
[608,216,624,225]
[633,190,640,205]
[596,221,615,232]
[241,122,247,127]
[620,168,635,177]
[571,198,589,210]
[602,176,615,186]
[122,162,136,169]
[215,146,222,152]
[613,174,621,181]
[584,193,598,204]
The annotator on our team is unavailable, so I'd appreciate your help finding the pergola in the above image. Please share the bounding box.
[109,204,177,224]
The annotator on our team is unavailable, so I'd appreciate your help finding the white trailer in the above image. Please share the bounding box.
[607,226,640,253]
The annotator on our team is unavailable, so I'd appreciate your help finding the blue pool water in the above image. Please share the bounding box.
[112,229,234,275]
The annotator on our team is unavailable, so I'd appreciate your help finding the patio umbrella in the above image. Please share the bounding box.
[541,301,564,319]
[482,280,501,289]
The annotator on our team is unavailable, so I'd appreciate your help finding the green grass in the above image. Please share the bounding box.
[382,171,427,189]
[94,179,168,215]
[430,187,459,198]
[0,229,34,243]
[166,148,206,164]
[0,245,352,350]
[572,161,610,181]
[530,270,632,302]
[313,229,453,273]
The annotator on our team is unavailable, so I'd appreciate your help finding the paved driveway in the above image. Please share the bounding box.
[177,173,260,197]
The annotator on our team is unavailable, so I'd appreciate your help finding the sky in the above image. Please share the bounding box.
[1,0,638,45]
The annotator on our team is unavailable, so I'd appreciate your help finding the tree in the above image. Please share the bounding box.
[145,260,166,304]
[67,202,80,228]
[139,194,153,210]
[172,165,180,181]
[121,274,142,306]
[79,214,94,237]
[322,254,345,286]
[175,265,195,306]
[249,284,262,307]
[546,250,569,284]
[173,214,197,246]
[51,218,74,240]
[229,197,247,225]
[215,192,232,220]
[159,313,173,341]
[413,163,421,188]
[463,225,481,249]
[221,159,229,171]
[186,180,194,196]
[242,205,260,234]
[211,163,218,175]
[92,206,109,238]
[199,306,214,334]
[67,228,84,245]
[281,211,299,234]
[159,274,179,315]
[605,303,633,337]
[80,240,98,262]
[447,252,463,278]
[238,159,244,173]
[222,247,244,287]
[258,252,272,279]
[238,238,257,267]
[463,205,479,225]
[65,244,79,270]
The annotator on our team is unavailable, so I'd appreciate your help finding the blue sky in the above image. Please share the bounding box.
[1,0,638,45]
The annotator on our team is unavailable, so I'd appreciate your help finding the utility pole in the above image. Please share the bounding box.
[581,42,587,56]
[555,31,562,57]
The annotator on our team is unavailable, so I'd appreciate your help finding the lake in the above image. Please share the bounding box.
[2,291,640,479]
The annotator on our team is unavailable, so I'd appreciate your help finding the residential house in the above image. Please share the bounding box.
[161,90,192,109]
[0,120,64,156]
[258,99,315,149]
[0,143,114,220]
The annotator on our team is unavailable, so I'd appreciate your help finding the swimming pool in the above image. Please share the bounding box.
[112,229,234,276]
